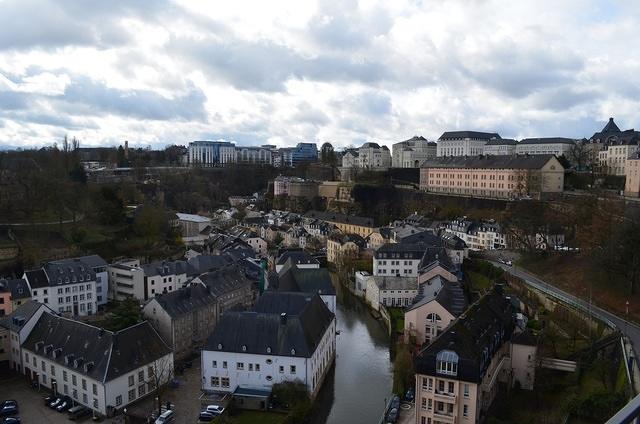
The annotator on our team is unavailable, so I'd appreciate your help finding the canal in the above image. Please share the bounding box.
[310,278,393,424]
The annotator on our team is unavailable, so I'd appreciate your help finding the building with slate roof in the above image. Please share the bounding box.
[363,275,418,311]
[19,311,173,417]
[23,255,108,317]
[108,258,189,302]
[444,218,507,251]
[437,131,501,157]
[193,266,255,316]
[404,276,467,345]
[305,211,376,238]
[326,232,367,264]
[202,292,336,400]
[274,249,320,273]
[515,137,576,157]
[5,278,32,310]
[374,242,431,277]
[143,284,218,359]
[0,301,53,370]
[414,286,536,424]
[420,154,564,200]
[590,118,640,175]
[275,259,336,313]
[340,142,391,171]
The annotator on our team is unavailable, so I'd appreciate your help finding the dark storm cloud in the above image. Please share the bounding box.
[59,78,207,121]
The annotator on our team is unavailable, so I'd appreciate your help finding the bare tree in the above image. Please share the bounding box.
[567,139,591,171]
[147,355,175,417]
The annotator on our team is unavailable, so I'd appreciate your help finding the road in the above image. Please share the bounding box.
[492,261,640,365]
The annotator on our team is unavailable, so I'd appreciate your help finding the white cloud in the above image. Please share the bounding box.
[0,0,639,149]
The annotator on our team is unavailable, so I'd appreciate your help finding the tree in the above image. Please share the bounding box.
[134,205,169,249]
[148,355,175,417]
[106,298,141,331]
[393,344,414,394]
[567,139,591,171]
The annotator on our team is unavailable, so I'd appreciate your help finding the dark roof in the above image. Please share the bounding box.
[22,312,171,383]
[361,142,381,148]
[485,138,517,146]
[0,278,31,299]
[277,260,335,296]
[421,154,561,170]
[154,285,218,318]
[415,287,515,383]
[512,329,537,346]
[375,242,430,260]
[590,117,640,145]
[141,260,189,277]
[439,131,501,141]
[24,269,48,289]
[187,255,234,276]
[600,117,621,134]
[205,292,334,358]
[398,230,443,246]
[434,280,467,316]
[402,136,428,143]
[519,137,576,145]
[197,267,253,297]
[63,255,107,269]
[0,301,49,332]
[305,211,375,228]
[276,250,319,266]
[328,232,367,247]
[419,247,455,273]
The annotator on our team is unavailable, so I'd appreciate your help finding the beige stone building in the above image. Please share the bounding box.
[420,155,564,200]
[326,233,366,264]
[414,288,537,424]
[306,211,376,238]
[589,118,640,175]
[625,157,640,197]
[404,277,466,345]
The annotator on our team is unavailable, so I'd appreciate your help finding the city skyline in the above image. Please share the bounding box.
[1,0,640,149]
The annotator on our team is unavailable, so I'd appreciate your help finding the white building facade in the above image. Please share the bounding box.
[436,131,501,157]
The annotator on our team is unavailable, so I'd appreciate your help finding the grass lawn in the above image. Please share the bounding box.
[387,307,405,333]
[229,411,287,424]
[468,271,493,292]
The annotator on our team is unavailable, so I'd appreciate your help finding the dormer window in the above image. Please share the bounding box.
[290,349,296,355]
[266,347,272,354]
[217,343,223,350]
[436,350,459,376]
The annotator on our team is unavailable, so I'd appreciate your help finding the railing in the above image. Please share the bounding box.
[605,392,640,424]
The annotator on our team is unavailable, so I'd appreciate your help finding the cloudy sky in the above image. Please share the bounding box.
[1,0,639,150]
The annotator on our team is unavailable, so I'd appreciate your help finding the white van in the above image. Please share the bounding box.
[155,409,175,424]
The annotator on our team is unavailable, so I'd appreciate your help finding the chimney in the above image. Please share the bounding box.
[280,312,287,325]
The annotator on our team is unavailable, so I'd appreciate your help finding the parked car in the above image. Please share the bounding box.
[44,396,55,406]
[390,395,400,411]
[49,397,63,409]
[2,417,21,424]
[204,405,224,415]
[56,397,73,412]
[386,407,399,424]
[154,409,174,424]
[197,412,215,423]
[404,388,415,402]
[0,405,18,418]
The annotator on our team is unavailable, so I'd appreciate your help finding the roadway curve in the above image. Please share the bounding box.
[491,261,640,363]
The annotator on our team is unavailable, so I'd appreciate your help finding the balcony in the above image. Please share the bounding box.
[434,390,456,401]
[433,410,455,423]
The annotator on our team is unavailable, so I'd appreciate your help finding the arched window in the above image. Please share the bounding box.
[436,350,459,376]
[426,313,442,323]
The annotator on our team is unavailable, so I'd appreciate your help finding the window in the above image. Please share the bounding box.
[463,404,469,417]
[463,384,469,398]
[249,364,253,371]
[116,396,122,406]
[421,398,427,410]
[138,385,146,397]
[211,377,220,387]
[221,378,230,388]
[237,362,244,370]
[138,370,144,382]
[128,389,135,401]
[64,384,68,394]
[42,374,47,384]
[83,393,88,403]
[223,361,227,369]
[93,398,98,408]
[72,389,77,399]
[255,364,260,372]
[212,360,217,368]
[290,365,296,374]
[436,350,459,376]
[428,399,432,410]
[266,375,273,381]
[72,375,77,385]
[41,360,45,371]
[279,366,284,374]
[128,375,135,386]
[50,364,55,374]
[93,383,98,395]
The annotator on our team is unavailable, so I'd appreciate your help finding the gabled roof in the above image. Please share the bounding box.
[0,278,31,299]
[485,138,517,146]
[601,117,621,134]
[22,312,171,383]
[421,154,561,170]
[197,266,253,297]
[0,300,50,332]
[142,260,189,277]
[153,284,218,318]
[368,275,418,291]
[415,287,515,383]
[205,292,334,358]
[24,269,49,289]
[375,242,429,260]
[276,250,319,267]
[305,211,375,228]
[439,131,501,141]
[361,142,381,149]
[277,260,335,296]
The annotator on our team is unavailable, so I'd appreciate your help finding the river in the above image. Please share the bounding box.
[310,279,393,424]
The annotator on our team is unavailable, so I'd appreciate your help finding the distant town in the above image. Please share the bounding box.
[0,116,639,424]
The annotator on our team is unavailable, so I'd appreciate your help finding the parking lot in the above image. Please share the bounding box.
[0,359,206,424]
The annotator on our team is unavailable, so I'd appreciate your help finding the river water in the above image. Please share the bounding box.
[310,280,393,424]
